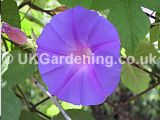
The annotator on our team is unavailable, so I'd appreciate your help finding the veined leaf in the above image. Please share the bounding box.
[107,0,150,55]
[121,63,151,93]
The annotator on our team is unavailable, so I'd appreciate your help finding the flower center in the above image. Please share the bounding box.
[71,47,93,64]
[81,48,92,56]
[73,47,92,56]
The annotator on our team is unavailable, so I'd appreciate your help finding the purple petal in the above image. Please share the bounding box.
[85,16,120,48]
[42,65,106,105]
[93,41,121,59]
[92,64,121,97]
[70,6,100,45]
[49,8,80,48]
[37,6,121,106]
[37,24,75,53]
[72,6,120,48]
[42,64,75,94]
[37,48,67,75]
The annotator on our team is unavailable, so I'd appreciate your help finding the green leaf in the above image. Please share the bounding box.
[58,0,112,10]
[121,63,151,94]
[107,0,150,55]
[2,87,22,120]
[159,40,160,49]
[137,0,160,13]
[90,0,112,10]
[19,110,41,120]
[150,24,160,43]
[58,0,92,8]
[134,41,160,60]
[2,0,21,28]
[54,110,96,120]
[2,50,36,86]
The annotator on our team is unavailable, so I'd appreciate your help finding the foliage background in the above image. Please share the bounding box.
[1,0,160,120]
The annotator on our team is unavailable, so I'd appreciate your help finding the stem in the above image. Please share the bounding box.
[14,91,51,120]
[106,101,133,120]
[121,57,160,79]
[123,79,160,105]
[32,78,71,120]
[21,7,31,22]
[18,1,54,16]
[34,109,51,119]
[16,85,31,109]
[109,79,160,116]
[34,97,50,107]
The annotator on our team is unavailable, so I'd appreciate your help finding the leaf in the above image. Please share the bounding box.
[134,41,160,60]
[58,0,112,10]
[107,0,150,55]
[19,110,41,120]
[137,0,160,13]
[159,40,160,49]
[150,24,160,43]
[2,50,36,86]
[121,63,151,94]
[90,0,112,10]
[54,109,95,120]
[58,0,93,8]
[2,87,22,120]
[2,0,21,28]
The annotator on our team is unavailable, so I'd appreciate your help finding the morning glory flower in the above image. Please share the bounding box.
[2,22,27,45]
[37,6,121,106]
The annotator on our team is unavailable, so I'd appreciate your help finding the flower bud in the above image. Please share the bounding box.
[2,22,27,45]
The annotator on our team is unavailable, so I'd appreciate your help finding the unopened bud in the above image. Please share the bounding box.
[2,22,27,45]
